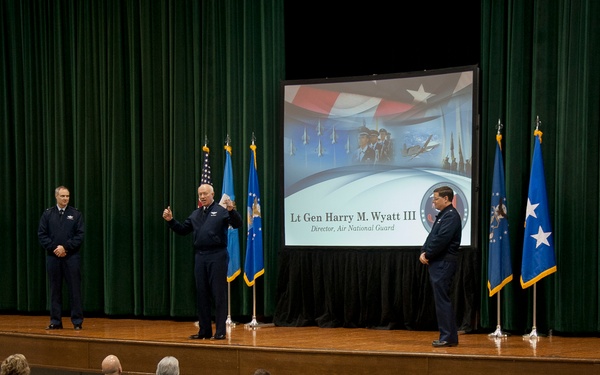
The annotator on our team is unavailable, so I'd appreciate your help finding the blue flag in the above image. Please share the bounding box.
[244,143,264,287]
[199,145,212,208]
[488,139,512,296]
[222,144,241,282]
[521,131,557,288]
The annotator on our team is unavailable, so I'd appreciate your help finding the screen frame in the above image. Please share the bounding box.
[279,65,480,251]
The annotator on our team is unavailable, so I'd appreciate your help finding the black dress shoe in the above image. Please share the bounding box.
[189,333,212,340]
[432,340,458,347]
[46,323,63,330]
[212,334,226,340]
[73,324,82,330]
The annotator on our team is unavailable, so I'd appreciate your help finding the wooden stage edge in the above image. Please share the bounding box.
[1,315,599,375]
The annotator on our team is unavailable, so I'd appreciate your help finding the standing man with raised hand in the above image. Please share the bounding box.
[162,183,242,340]
[419,185,462,347]
[38,186,85,330]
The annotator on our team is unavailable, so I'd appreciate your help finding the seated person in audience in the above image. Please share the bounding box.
[101,355,122,375]
[253,369,271,375]
[156,356,179,375]
[1,354,30,375]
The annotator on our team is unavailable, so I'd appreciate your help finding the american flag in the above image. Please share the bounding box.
[199,144,212,207]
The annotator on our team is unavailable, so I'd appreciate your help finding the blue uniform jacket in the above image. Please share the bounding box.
[421,205,462,262]
[38,206,85,256]
[168,202,243,251]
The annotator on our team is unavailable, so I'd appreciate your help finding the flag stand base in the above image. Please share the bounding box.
[244,317,274,330]
[245,318,259,330]
[226,316,236,327]
[523,326,544,339]
[488,325,509,338]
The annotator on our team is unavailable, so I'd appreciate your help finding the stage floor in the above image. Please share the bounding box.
[1,314,599,375]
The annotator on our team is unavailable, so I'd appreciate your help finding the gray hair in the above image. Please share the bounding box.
[54,186,69,196]
[156,356,179,375]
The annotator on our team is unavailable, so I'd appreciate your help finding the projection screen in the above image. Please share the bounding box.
[281,65,479,248]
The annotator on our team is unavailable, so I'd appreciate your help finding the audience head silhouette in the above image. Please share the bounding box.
[101,355,122,375]
[253,369,271,375]
[0,354,30,375]
[156,356,179,375]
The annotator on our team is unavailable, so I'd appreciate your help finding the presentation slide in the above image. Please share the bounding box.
[282,66,478,248]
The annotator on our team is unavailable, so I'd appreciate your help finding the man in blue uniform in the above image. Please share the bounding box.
[419,185,462,347]
[162,184,242,340]
[352,126,376,164]
[38,186,85,330]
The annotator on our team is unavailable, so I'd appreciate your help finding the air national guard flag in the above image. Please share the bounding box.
[488,135,512,296]
[244,143,264,287]
[222,144,241,282]
[199,145,212,208]
[521,130,557,288]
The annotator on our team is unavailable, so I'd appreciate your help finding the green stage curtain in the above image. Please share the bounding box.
[1,0,285,319]
[3,0,600,336]
[480,0,600,334]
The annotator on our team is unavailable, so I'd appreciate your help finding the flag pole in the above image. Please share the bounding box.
[488,119,510,339]
[245,285,259,329]
[523,117,540,340]
[522,116,551,340]
[244,132,273,330]
[244,133,265,330]
[226,282,235,327]
[195,137,213,329]
[224,134,236,328]
[523,284,539,339]
[489,291,509,338]
[245,133,259,329]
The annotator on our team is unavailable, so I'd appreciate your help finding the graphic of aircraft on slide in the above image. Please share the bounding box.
[402,134,440,160]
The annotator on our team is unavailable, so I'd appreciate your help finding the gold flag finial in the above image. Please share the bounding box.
[496,119,503,149]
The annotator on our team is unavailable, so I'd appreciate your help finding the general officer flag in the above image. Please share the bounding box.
[521,130,557,288]
[222,144,241,282]
[488,135,512,296]
[244,143,264,287]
